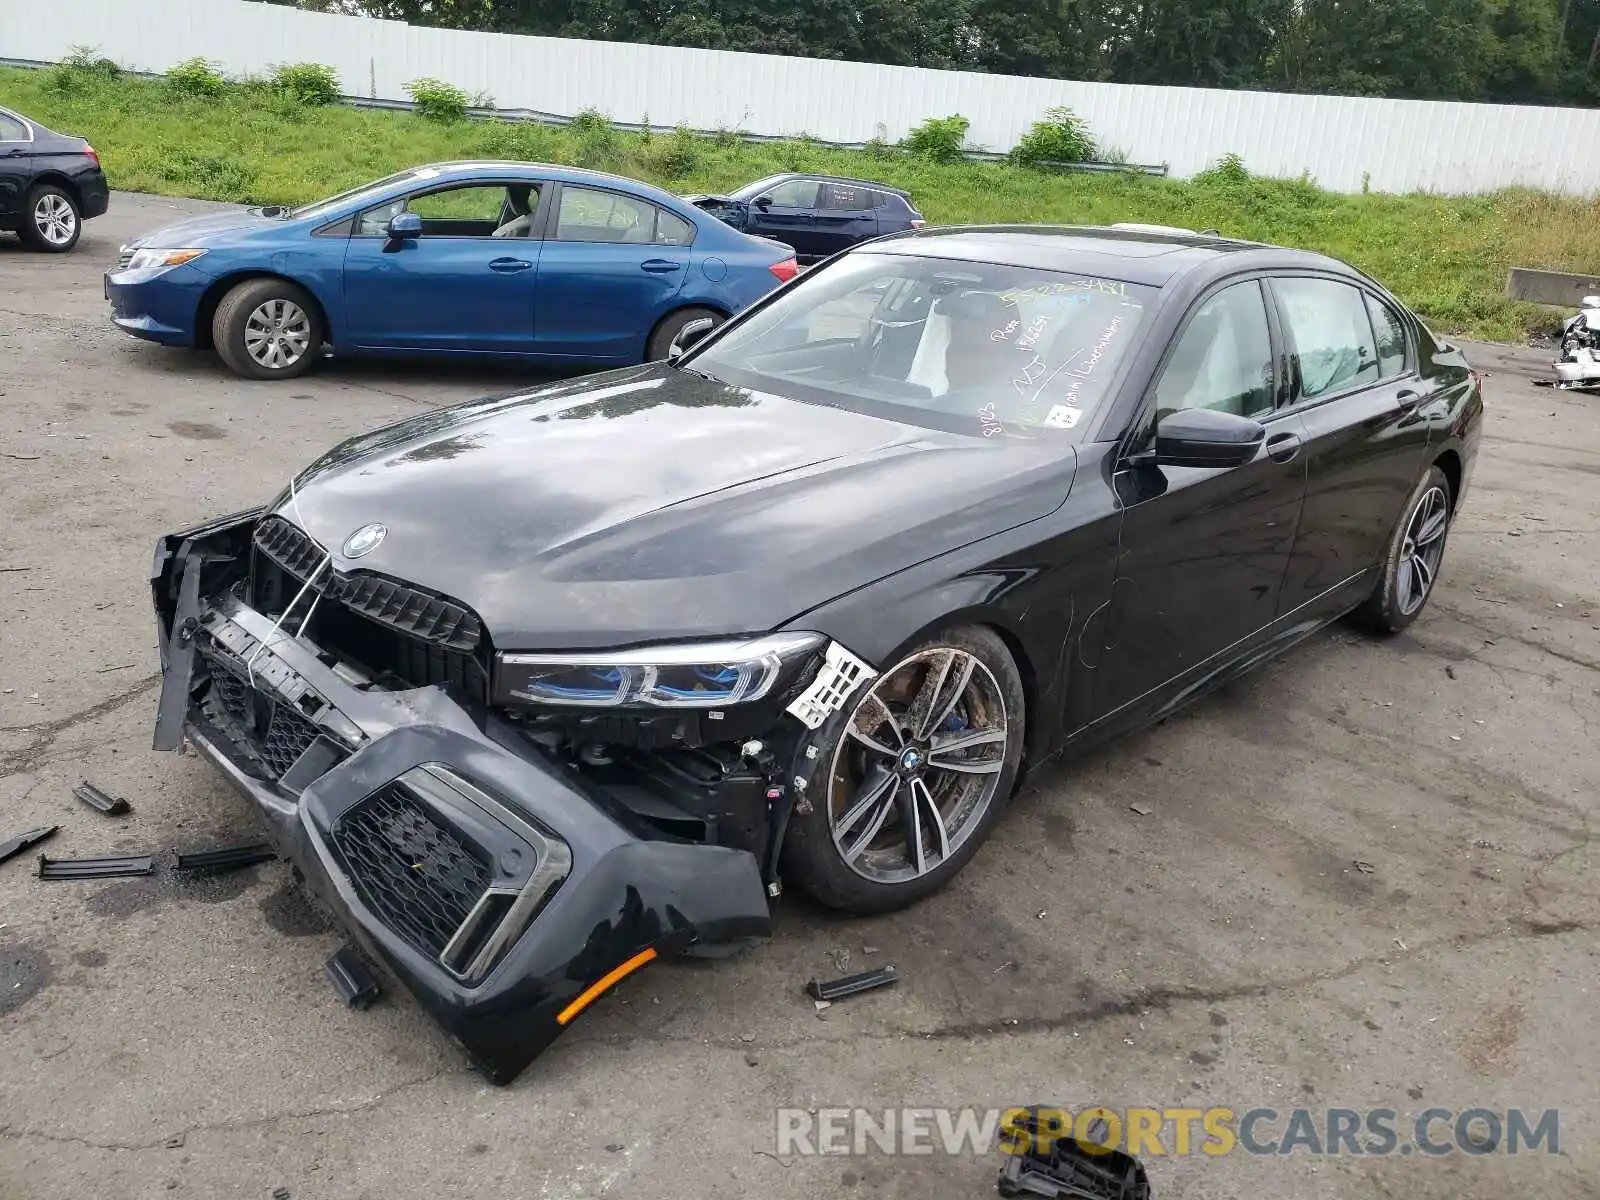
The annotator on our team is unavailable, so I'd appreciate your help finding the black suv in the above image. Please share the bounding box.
[688,173,924,264]
[0,106,110,253]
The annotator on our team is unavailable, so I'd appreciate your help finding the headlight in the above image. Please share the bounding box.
[124,247,207,272]
[496,633,825,709]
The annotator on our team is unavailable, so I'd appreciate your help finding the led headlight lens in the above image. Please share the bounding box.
[124,247,207,272]
[497,632,824,709]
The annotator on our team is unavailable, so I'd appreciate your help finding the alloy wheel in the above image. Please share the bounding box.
[33,194,77,247]
[827,647,1010,884]
[1397,485,1449,616]
[243,299,313,371]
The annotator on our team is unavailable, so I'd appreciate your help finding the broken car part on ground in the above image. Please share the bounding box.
[149,227,1479,1084]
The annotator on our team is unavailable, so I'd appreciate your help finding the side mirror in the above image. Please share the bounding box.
[667,316,719,363]
[753,194,774,210]
[1155,407,1266,470]
[385,211,422,243]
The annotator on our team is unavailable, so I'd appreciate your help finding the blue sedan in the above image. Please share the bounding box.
[105,161,800,380]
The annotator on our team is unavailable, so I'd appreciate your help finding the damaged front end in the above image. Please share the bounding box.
[149,509,867,1083]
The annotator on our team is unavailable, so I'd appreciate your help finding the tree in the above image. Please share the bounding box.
[1283,0,1497,99]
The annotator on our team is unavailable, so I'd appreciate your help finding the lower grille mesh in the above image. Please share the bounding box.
[201,658,326,782]
[330,786,491,959]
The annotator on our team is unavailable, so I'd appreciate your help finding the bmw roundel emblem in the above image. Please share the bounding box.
[342,522,387,558]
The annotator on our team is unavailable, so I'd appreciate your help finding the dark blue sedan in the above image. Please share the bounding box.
[105,161,800,380]
[687,174,924,264]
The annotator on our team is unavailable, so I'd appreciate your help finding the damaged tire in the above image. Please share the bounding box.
[213,278,324,380]
[783,626,1025,915]
[1351,464,1453,635]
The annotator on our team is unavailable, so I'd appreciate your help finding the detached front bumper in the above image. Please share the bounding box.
[151,516,771,1084]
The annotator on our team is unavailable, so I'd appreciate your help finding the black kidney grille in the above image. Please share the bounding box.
[252,516,482,653]
[331,786,492,959]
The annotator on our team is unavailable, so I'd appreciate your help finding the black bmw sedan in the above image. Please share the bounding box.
[151,226,1481,1082]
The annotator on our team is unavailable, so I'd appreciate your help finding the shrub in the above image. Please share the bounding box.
[862,136,899,161]
[901,114,969,163]
[641,128,701,179]
[44,48,123,95]
[568,107,614,138]
[474,119,558,162]
[166,57,230,99]
[1009,106,1096,168]
[1194,152,1250,188]
[406,77,468,122]
[270,62,340,107]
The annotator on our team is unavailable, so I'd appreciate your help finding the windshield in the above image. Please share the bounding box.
[730,175,793,202]
[288,167,444,221]
[690,252,1155,441]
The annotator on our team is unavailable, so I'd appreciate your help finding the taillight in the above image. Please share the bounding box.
[83,143,100,167]
[910,218,926,229]
[769,258,799,283]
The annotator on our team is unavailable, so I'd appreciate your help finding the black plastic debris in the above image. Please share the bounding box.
[806,964,898,1002]
[0,826,57,866]
[325,946,381,1009]
[38,853,156,880]
[997,1108,1151,1199]
[73,781,132,817]
[175,843,275,875]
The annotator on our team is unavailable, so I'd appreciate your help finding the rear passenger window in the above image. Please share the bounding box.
[1365,295,1409,377]
[1275,278,1381,400]
[820,183,870,211]
[654,209,694,245]
[0,112,27,141]
[1154,281,1275,419]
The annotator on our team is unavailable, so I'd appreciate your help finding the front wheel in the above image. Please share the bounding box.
[212,278,324,380]
[19,185,81,253]
[1352,464,1453,634]
[782,626,1026,914]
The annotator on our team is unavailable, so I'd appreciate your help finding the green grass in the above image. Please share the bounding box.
[7,63,1597,341]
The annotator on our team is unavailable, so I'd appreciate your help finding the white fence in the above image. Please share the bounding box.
[4,0,1600,195]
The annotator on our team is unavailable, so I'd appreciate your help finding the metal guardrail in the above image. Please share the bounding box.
[2,57,1166,176]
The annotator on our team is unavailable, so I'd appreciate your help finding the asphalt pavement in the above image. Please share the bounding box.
[1,194,1597,1200]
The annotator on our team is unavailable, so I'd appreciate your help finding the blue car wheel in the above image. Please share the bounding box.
[212,278,325,381]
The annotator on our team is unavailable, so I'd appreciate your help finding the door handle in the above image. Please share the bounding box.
[2,147,24,157]
[1396,388,1420,404]
[488,257,532,273]
[1266,431,1302,463]
[640,259,683,273]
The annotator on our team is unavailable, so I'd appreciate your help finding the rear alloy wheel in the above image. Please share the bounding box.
[20,185,80,253]
[783,626,1026,913]
[213,278,325,380]
[1353,464,1453,634]
[646,306,723,362]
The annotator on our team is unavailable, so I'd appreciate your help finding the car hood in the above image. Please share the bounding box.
[277,365,1077,649]
[123,209,280,250]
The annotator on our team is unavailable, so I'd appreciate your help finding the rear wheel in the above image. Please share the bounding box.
[212,278,324,380]
[782,625,1026,914]
[646,306,722,362]
[1352,464,1453,634]
[20,185,80,252]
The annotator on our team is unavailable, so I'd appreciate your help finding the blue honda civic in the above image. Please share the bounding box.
[105,161,800,380]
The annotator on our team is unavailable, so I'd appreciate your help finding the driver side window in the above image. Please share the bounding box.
[764,180,820,208]
[354,184,532,238]
[1154,281,1275,419]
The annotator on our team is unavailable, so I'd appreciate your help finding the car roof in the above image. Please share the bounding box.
[868,225,1357,288]
[754,172,912,199]
[409,160,691,206]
